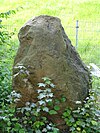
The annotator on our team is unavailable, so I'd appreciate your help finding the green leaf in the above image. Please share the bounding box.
[36,130,42,133]
[4,117,10,121]
[63,109,71,117]
[69,117,75,123]
[40,122,45,126]
[42,77,51,81]
[91,120,98,125]
[7,127,11,132]
[73,123,77,127]
[31,116,36,122]
[85,103,89,108]
[47,93,53,97]
[55,99,60,104]
[45,80,51,85]
[66,120,72,126]
[12,118,18,121]
[23,120,27,124]
[42,117,47,121]
[9,113,14,117]
[38,93,46,99]
[38,100,45,105]
[85,113,90,116]
[42,107,49,112]
[49,110,57,115]
[45,98,52,103]
[53,128,59,133]
[81,122,86,128]
[73,109,80,114]
[70,127,75,132]
[42,128,47,132]
[19,129,25,133]
[76,127,81,131]
[50,83,55,88]
[45,88,51,93]
[82,130,87,133]
[14,123,22,129]
[48,101,53,106]
[61,97,66,102]
[54,105,60,111]
[7,121,11,126]
[25,112,30,116]
[33,121,44,129]
[38,83,46,87]
[76,120,83,126]
[29,120,32,124]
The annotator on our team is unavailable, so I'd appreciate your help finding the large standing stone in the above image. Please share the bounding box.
[13,15,91,129]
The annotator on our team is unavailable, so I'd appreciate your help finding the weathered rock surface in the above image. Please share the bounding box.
[13,15,91,128]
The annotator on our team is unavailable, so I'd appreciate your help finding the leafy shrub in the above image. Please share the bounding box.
[0,9,19,105]
[0,10,14,45]
[0,7,22,45]
[63,88,100,133]
[0,7,23,103]
[0,62,12,106]
[0,11,13,106]
[0,9,21,132]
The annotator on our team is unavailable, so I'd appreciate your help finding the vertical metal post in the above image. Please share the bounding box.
[76,20,79,49]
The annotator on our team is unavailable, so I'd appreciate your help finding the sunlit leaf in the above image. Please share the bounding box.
[38,93,46,99]
[49,110,57,115]
[42,77,51,81]
[70,127,75,131]
[50,83,55,88]
[91,120,98,125]
[38,100,46,105]
[12,118,18,121]
[42,107,49,112]
[76,127,81,131]
[38,83,46,87]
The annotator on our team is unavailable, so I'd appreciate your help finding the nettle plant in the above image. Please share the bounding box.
[0,77,60,133]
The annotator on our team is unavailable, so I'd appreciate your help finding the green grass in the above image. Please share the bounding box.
[0,0,100,65]
[1,0,100,26]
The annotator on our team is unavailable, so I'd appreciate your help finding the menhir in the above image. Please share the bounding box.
[12,15,91,129]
